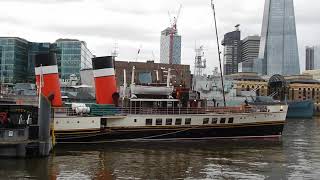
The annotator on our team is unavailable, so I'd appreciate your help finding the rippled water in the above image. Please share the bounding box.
[1,118,320,179]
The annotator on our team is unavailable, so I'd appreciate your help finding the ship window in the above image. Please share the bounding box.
[185,118,191,125]
[220,118,226,124]
[146,119,153,126]
[101,118,107,127]
[166,118,172,125]
[203,118,209,124]
[175,118,182,125]
[134,119,137,123]
[156,118,162,125]
[212,118,218,124]
[228,118,234,124]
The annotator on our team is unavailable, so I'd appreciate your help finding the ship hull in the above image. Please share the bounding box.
[55,121,285,143]
[287,100,314,119]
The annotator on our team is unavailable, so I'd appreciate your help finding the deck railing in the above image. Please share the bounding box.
[52,105,266,117]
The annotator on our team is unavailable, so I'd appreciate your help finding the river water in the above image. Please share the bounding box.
[1,118,320,180]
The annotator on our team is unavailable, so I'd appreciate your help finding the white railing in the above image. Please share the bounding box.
[52,105,265,117]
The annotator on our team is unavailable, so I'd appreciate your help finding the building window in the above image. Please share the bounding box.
[220,118,226,124]
[175,118,182,125]
[212,118,218,124]
[185,118,191,125]
[146,119,153,126]
[203,118,209,124]
[156,119,162,125]
[166,118,172,125]
[228,118,234,124]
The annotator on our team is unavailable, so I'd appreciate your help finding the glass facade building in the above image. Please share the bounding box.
[306,46,320,70]
[239,36,260,73]
[258,0,300,76]
[27,42,51,81]
[160,27,182,65]
[0,37,29,83]
[0,37,94,83]
[55,39,93,81]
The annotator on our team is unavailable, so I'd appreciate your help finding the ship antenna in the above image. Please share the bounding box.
[211,0,226,107]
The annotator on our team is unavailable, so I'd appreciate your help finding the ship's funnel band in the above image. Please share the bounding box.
[35,65,58,76]
[93,68,115,78]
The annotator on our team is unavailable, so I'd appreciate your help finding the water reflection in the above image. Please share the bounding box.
[1,119,320,179]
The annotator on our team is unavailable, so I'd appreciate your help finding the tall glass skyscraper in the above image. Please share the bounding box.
[257,0,300,76]
[55,39,93,81]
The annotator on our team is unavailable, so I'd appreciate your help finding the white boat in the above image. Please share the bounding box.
[52,99,288,143]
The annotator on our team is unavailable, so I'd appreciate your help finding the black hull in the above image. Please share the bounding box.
[55,121,285,143]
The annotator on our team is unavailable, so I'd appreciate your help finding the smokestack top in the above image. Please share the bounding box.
[35,53,57,67]
[92,56,115,70]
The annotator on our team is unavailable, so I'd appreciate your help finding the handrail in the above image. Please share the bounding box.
[52,105,270,117]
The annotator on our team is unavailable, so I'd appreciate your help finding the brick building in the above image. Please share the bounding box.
[115,60,191,88]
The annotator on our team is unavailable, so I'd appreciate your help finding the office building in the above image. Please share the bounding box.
[27,42,51,82]
[0,37,93,83]
[257,0,300,76]
[239,36,260,73]
[222,28,241,75]
[0,37,29,83]
[160,27,181,64]
[306,46,320,70]
[55,39,93,81]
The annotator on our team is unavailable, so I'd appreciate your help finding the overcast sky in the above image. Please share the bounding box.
[0,0,319,73]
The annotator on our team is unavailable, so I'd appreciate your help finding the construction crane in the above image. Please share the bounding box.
[168,4,182,64]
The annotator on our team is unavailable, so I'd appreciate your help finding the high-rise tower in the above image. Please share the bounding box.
[221,26,241,75]
[160,27,182,64]
[257,0,300,76]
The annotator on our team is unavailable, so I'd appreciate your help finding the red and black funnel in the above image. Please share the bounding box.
[92,56,117,104]
[35,52,62,107]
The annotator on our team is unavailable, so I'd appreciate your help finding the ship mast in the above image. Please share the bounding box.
[211,0,226,107]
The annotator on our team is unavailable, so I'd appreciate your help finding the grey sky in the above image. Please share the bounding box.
[0,0,319,73]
